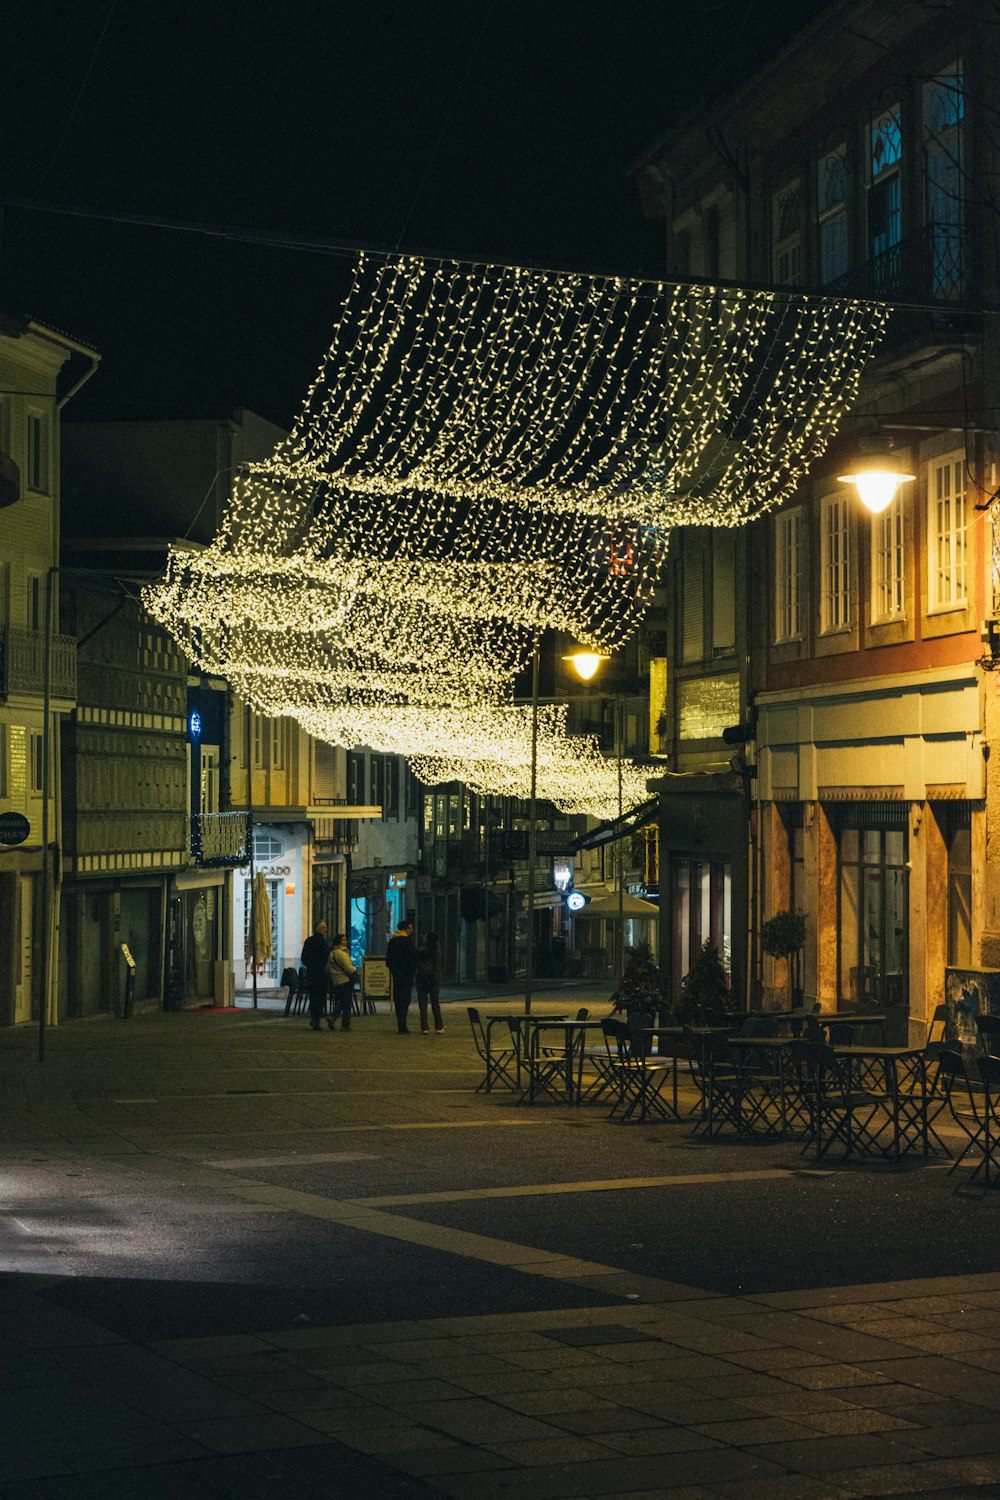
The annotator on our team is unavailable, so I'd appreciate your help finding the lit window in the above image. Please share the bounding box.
[871,490,906,622]
[774,507,803,642]
[928,453,967,611]
[924,63,964,298]
[820,493,852,632]
[817,144,849,284]
[771,180,802,286]
[869,102,902,265]
[26,409,50,494]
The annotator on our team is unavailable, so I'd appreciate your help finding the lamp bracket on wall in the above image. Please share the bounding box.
[979,618,1000,671]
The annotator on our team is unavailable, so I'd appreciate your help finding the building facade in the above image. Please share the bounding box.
[634,0,1000,1040]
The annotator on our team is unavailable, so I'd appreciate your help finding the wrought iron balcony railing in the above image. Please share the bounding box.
[0,626,77,700]
[828,222,964,305]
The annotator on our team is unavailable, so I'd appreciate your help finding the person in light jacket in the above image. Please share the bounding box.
[325,934,357,1031]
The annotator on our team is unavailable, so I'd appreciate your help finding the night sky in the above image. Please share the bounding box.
[2,0,829,429]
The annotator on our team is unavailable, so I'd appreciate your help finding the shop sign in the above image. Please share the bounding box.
[0,811,30,846]
[387,871,408,889]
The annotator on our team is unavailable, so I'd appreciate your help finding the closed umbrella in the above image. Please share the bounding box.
[245,872,273,966]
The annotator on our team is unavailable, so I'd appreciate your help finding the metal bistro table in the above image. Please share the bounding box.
[725,1034,803,1136]
[774,1010,889,1043]
[515,1017,607,1105]
[832,1044,934,1159]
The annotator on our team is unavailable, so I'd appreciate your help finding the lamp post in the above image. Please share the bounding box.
[524,633,540,1016]
[563,649,625,990]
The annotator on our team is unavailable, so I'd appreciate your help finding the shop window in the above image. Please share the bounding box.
[927,452,967,611]
[871,488,906,622]
[774,506,803,642]
[820,493,851,632]
[671,854,731,998]
[837,808,908,1013]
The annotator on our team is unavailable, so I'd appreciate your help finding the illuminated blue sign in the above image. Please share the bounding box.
[566,890,589,912]
[189,710,202,739]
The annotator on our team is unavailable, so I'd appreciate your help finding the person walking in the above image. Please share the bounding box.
[300,920,331,1032]
[415,932,444,1034]
[385,918,417,1034]
[325,934,357,1031]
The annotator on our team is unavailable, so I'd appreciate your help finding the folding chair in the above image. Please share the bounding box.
[467,1007,518,1093]
[976,1055,1000,1186]
[935,1047,988,1181]
[603,1018,675,1123]
[791,1040,886,1160]
[975,1014,1000,1059]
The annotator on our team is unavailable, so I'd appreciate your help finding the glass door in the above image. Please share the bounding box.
[840,822,908,1021]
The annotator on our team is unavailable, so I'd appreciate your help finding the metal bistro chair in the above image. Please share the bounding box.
[791,1039,885,1161]
[936,1048,994,1185]
[281,966,307,1017]
[602,1017,674,1123]
[467,1007,518,1093]
[975,1014,1000,1059]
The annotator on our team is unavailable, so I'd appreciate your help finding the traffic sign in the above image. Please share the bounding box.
[0,811,30,846]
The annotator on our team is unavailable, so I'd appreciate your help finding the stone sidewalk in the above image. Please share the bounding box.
[2,1004,1000,1497]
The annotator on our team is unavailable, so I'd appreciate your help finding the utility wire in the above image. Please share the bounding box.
[35,2,119,190]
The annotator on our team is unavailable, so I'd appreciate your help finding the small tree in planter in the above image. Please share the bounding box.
[674,940,735,1025]
[611,944,669,1025]
[760,909,806,1010]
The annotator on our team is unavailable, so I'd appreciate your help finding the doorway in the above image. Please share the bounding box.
[838,810,908,1030]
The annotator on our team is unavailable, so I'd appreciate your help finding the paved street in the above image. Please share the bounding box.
[3,997,1000,1498]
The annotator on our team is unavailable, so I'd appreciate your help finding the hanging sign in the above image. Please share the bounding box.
[0,812,30,846]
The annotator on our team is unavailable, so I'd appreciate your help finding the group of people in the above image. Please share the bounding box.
[299,917,443,1035]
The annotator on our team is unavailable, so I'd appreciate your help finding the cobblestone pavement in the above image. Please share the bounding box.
[2,997,1000,1499]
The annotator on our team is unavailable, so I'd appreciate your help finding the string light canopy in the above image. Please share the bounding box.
[145,251,891,818]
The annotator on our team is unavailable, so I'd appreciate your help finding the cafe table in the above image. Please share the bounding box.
[831,1044,932,1159]
[510,1017,606,1105]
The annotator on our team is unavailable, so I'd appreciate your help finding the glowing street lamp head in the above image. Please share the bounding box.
[563,650,609,682]
[838,435,914,514]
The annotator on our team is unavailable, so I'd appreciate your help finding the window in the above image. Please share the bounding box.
[771,180,802,285]
[712,530,735,651]
[30,731,44,794]
[774,506,803,642]
[252,712,265,768]
[27,573,42,633]
[871,490,906,622]
[26,409,50,494]
[928,452,967,610]
[370,754,385,813]
[347,751,364,805]
[820,493,851,632]
[947,809,972,968]
[817,143,849,284]
[0,397,10,457]
[924,63,964,298]
[679,531,704,663]
[384,756,400,818]
[0,723,7,799]
[868,101,902,266]
[253,830,281,862]
[270,718,285,771]
[0,562,9,631]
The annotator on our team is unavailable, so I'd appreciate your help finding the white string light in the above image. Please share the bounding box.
[144,252,889,819]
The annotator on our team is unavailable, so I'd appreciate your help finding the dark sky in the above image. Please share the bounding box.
[1,0,828,429]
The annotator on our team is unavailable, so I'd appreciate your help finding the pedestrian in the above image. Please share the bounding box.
[325,933,357,1031]
[385,917,417,1034]
[415,931,444,1034]
[300,920,331,1032]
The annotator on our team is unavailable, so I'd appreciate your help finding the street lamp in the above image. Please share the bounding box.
[564,648,625,990]
[838,434,914,515]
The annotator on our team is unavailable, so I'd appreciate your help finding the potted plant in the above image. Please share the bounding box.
[674,940,734,1025]
[760,909,806,1010]
[611,943,670,1026]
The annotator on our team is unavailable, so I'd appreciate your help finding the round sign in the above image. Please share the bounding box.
[0,811,31,846]
[566,890,588,912]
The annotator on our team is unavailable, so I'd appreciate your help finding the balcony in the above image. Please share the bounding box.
[0,626,77,700]
[313,816,359,852]
[190,811,251,867]
[828,223,964,306]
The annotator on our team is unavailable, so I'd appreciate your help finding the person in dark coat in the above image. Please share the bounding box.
[300,920,331,1032]
[385,918,417,1034]
[415,932,444,1034]
[325,934,357,1031]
